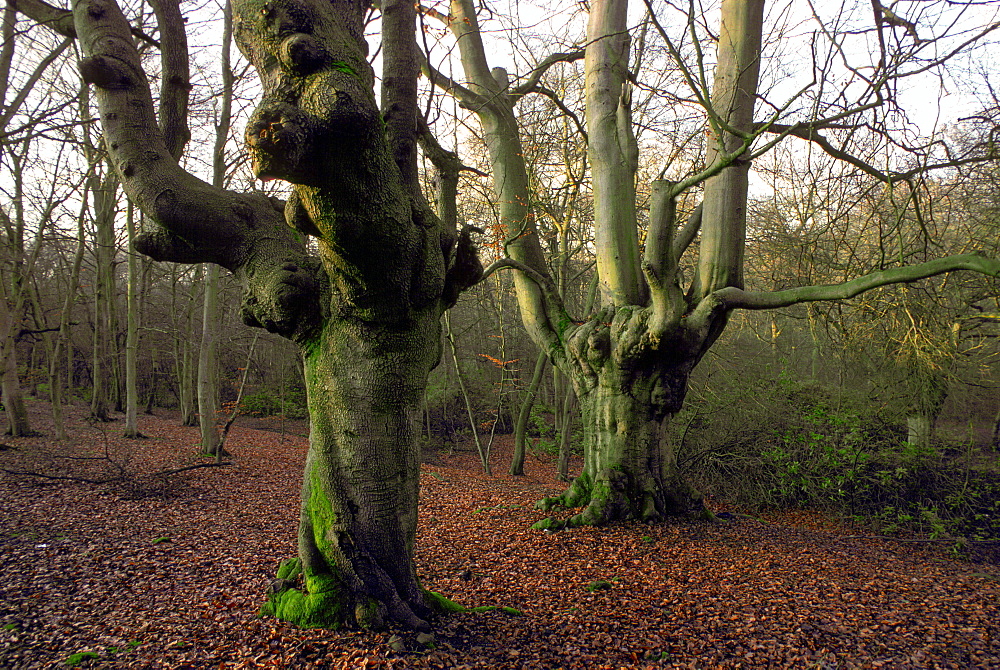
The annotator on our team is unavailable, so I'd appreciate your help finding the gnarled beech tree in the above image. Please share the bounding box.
[427,0,1000,529]
[67,0,480,630]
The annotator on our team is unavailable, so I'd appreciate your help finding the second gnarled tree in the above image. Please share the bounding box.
[428,0,1000,530]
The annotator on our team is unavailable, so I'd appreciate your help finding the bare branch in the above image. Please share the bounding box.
[12,0,159,46]
[534,85,588,142]
[715,253,1000,310]
[510,49,585,98]
[759,123,999,183]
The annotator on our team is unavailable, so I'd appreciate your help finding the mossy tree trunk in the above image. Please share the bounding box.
[281,312,441,629]
[434,0,1000,529]
[68,0,480,630]
[534,304,713,528]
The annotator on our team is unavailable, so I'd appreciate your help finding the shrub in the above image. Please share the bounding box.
[239,386,308,419]
[677,376,999,542]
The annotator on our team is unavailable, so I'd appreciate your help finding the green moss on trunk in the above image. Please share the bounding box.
[534,372,703,528]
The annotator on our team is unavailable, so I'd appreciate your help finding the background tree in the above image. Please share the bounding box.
[0,2,76,436]
[424,0,1000,528]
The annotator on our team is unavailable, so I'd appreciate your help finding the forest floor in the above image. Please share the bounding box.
[1,400,998,669]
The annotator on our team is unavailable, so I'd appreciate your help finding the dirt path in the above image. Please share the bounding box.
[1,401,997,668]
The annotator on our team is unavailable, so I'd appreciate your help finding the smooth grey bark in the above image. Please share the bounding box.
[66,0,480,630]
[586,0,644,307]
[196,0,233,456]
[196,264,222,454]
[123,199,142,437]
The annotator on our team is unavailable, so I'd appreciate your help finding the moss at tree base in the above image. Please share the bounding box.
[261,570,346,629]
[422,589,466,613]
[533,469,705,529]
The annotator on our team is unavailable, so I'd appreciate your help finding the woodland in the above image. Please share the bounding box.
[1,0,1000,666]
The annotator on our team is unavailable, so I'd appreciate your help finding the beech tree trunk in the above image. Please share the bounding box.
[66,0,480,631]
[197,264,222,455]
[277,312,441,629]
[123,200,141,437]
[533,304,709,528]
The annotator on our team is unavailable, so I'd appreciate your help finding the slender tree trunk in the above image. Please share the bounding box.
[510,349,546,476]
[556,385,576,481]
[174,265,200,426]
[195,0,235,455]
[0,299,30,436]
[145,352,159,414]
[124,200,142,437]
[50,198,89,439]
[444,312,491,475]
[90,171,118,421]
[991,408,1000,452]
[197,263,222,455]
[905,367,947,449]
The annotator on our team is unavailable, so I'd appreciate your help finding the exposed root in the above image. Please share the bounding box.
[534,468,704,530]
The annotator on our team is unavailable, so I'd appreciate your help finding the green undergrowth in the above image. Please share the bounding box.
[678,376,1000,545]
[63,641,142,666]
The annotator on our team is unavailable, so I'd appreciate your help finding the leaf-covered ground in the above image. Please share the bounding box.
[1,402,998,669]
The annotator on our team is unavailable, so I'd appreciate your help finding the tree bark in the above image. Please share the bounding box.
[586,0,644,307]
[49,201,87,440]
[197,263,222,455]
[88,155,118,422]
[695,0,765,298]
[174,265,200,426]
[68,0,480,630]
[123,199,142,437]
[0,300,31,436]
[534,304,709,528]
[510,349,546,476]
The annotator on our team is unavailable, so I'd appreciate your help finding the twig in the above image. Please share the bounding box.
[2,462,232,482]
[0,468,112,484]
[150,462,232,477]
[839,535,1000,545]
